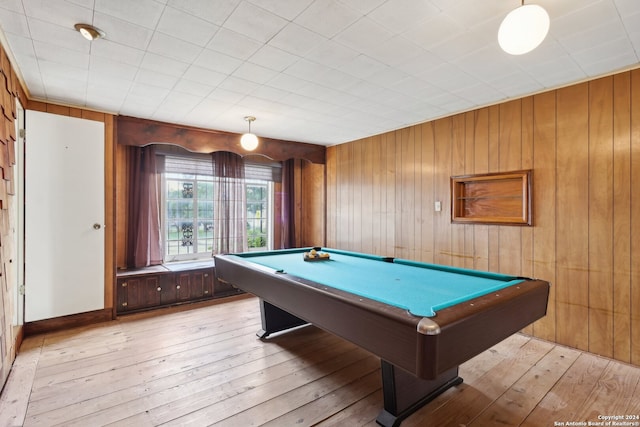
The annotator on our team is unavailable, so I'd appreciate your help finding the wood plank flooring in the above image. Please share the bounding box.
[2,295,640,427]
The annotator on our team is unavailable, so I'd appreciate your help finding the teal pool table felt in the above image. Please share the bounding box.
[235,248,524,317]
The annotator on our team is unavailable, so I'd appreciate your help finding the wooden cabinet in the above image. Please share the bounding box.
[116,262,240,314]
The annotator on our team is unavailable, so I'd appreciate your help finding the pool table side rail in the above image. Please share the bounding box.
[213,254,550,380]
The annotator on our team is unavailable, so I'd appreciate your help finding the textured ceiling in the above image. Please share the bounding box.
[0,0,638,146]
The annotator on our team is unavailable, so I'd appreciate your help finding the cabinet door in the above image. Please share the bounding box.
[119,277,161,312]
[175,272,193,302]
[160,275,177,305]
[202,269,214,298]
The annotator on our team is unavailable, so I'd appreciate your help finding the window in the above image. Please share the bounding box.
[161,154,278,262]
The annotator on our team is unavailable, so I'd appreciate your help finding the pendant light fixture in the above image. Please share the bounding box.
[498,1,550,55]
[240,116,259,151]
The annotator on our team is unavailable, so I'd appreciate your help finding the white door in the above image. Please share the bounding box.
[24,110,105,322]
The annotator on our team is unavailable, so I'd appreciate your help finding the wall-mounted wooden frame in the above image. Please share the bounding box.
[451,170,532,226]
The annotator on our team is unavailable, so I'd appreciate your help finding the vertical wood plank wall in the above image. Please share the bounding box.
[0,42,20,389]
[324,69,640,366]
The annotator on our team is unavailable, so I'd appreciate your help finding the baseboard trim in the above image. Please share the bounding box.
[24,308,113,336]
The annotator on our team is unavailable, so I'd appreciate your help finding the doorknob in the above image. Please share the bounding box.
[93,223,102,230]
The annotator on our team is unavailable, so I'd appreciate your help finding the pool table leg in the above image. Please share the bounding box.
[376,361,463,427]
[256,299,310,339]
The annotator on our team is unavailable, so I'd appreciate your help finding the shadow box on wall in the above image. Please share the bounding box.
[450,170,532,226]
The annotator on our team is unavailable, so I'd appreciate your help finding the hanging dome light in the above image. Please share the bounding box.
[240,116,259,151]
[498,2,550,55]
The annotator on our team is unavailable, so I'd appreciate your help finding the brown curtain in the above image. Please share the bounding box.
[280,158,296,249]
[212,151,247,254]
[126,146,162,268]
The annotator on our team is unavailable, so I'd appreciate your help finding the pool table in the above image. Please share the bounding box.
[214,248,549,427]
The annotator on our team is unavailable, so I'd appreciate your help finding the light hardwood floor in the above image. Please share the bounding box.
[1,295,639,427]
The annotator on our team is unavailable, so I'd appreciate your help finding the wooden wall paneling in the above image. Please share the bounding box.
[521,97,535,335]
[335,143,350,250]
[463,112,475,270]
[300,161,326,248]
[371,135,382,255]
[473,109,490,272]
[588,76,615,358]
[384,132,396,256]
[360,138,373,254]
[434,118,452,265]
[497,100,523,277]
[115,144,128,268]
[293,159,303,248]
[451,114,466,268]
[397,127,415,260]
[325,146,338,247]
[487,105,501,273]
[104,114,115,311]
[630,69,640,366]
[412,124,422,262]
[351,140,363,253]
[556,82,590,351]
[612,72,632,362]
[532,90,558,342]
[420,122,435,263]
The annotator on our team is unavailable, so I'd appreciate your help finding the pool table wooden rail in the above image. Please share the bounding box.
[213,254,550,380]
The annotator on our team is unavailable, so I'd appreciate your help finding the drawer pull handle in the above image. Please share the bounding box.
[176,285,181,289]
[121,282,127,287]
[157,287,162,291]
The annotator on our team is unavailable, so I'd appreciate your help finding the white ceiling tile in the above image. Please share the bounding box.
[94,12,154,51]
[248,45,299,72]
[304,40,359,69]
[194,49,242,74]
[249,85,291,103]
[294,0,360,38]
[268,23,327,57]
[173,79,214,97]
[336,0,387,15]
[156,6,219,47]
[551,1,621,39]
[223,1,287,43]
[27,18,89,53]
[135,68,179,89]
[339,54,388,79]
[217,75,261,95]
[365,35,428,66]
[206,28,262,60]
[139,52,190,76]
[182,65,227,87]
[284,58,330,83]
[2,0,638,146]
[147,32,203,63]
[0,0,23,13]
[368,0,440,34]
[334,16,393,54]
[89,55,139,80]
[232,61,279,84]
[265,72,309,92]
[90,40,145,68]
[0,8,30,37]
[95,0,165,30]
[247,0,314,21]
[402,13,465,49]
[23,0,92,28]
[167,0,241,26]
[207,87,245,104]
